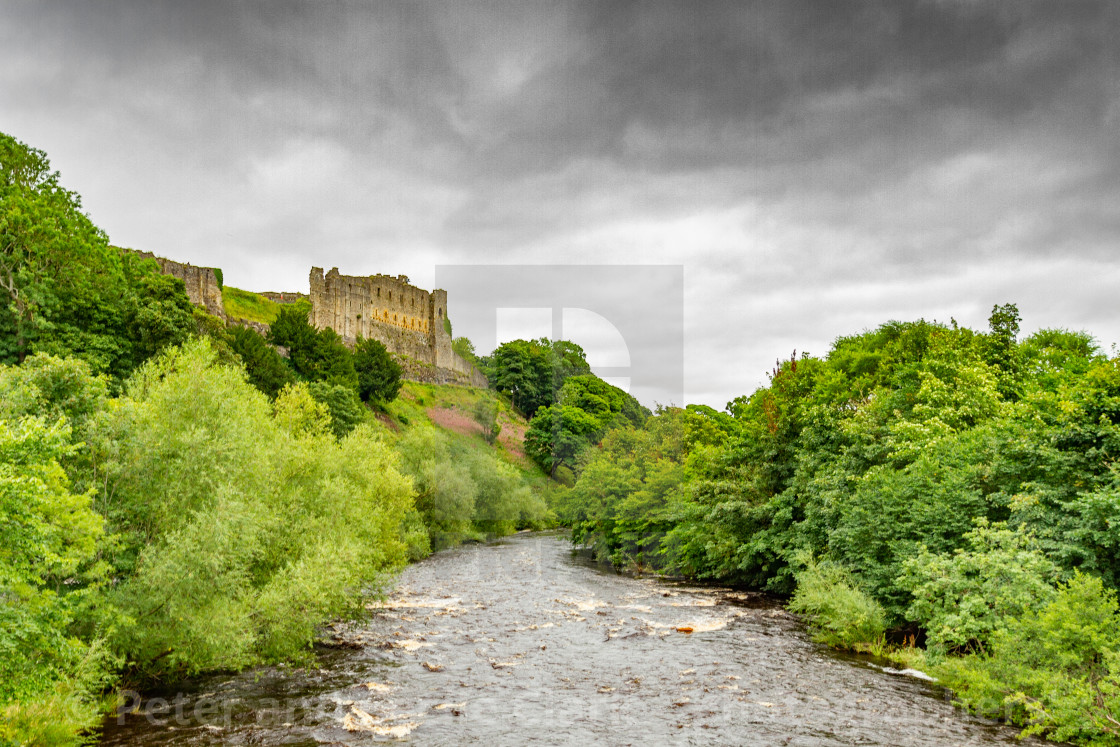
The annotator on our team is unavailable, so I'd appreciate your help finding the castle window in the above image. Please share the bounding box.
[377,288,380,298]
[389,291,392,301]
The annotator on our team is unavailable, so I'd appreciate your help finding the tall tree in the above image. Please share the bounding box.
[353,336,401,403]
[486,338,591,418]
[1,132,129,368]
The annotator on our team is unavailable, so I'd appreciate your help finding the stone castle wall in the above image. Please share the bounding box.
[259,291,308,304]
[140,251,486,387]
[137,252,224,317]
[309,267,486,386]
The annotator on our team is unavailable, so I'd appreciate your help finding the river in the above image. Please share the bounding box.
[100,532,1042,746]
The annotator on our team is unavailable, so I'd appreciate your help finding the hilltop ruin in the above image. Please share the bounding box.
[309,266,484,386]
[140,251,484,386]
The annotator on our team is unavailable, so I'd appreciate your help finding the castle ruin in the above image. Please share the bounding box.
[136,251,225,317]
[309,267,485,386]
[140,248,486,387]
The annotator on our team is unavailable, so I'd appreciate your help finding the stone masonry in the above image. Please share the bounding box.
[142,250,486,387]
[309,267,486,386]
[137,251,225,317]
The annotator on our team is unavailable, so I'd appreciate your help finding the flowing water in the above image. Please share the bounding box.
[100,532,1043,746]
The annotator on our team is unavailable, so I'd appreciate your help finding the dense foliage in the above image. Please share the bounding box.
[484,338,649,483]
[354,336,402,403]
[0,132,547,745]
[7,128,1120,745]
[482,338,592,418]
[561,307,1120,744]
[0,134,206,383]
[525,374,649,478]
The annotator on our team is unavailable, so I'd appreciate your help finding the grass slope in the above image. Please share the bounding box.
[385,381,553,492]
[222,286,310,325]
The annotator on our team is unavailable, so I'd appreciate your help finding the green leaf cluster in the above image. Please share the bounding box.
[1,133,196,380]
[562,304,1120,744]
[394,424,548,550]
[482,338,591,419]
[524,374,649,478]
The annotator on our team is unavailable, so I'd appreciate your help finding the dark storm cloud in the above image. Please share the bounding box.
[2,1,1118,406]
[452,1,1118,167]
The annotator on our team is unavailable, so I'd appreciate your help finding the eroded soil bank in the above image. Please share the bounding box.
[101,532,1041,746]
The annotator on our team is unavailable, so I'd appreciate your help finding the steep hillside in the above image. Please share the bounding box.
[222,285,310,325]
[384,381,552,492]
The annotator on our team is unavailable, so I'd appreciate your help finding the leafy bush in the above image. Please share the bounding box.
[468,451,542,536]
[899,521,1060,656]
[0,416,115,746]
[788,557,887,649]
[354,335,401,403]
[394,426,477,549]
[935,573,1120,745]
[267,306,357,389]
[308,380,368,438]
[85,339,414,678]
[0,352,108,439]
[473,396,500,444]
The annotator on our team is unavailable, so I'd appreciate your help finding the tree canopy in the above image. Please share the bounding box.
[483,337,591,418]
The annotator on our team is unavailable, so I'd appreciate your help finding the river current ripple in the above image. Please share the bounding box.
[101,532,1043,746]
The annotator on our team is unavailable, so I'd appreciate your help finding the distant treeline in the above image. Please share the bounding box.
[477,337,650,481]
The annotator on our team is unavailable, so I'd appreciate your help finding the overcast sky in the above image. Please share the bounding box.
[2,1,1118,408]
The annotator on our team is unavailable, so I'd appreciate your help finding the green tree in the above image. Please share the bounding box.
[308,380,368,439]
[0,415,114,745]
[226,325,295,398]
[525,403,603,478]
[524,374,648,478]
[486,338,592,418]
[983,302,1024,399]
[0,132,143,375]
[899,522,1061,655]
[85,339,414,679]
[472,396,500,444]
[0,352,108,440]
[128,272,195,364]
[267,305,319,377]
[354,335,401,403]
[395,426,477,549]
[452,335,477,363]
[266,305,359,390]
[312,328,358,389]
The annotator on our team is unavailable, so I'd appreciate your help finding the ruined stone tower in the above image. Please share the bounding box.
[309,267,482,384]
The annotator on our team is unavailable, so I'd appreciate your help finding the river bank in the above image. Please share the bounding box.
[101,532,1040,745]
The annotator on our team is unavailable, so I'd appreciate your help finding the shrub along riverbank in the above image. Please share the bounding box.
[0,342,552,746]
[0,131,551,745]
[554,310,1120,745]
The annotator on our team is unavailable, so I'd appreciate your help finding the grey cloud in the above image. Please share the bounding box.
[2,1,1119,408]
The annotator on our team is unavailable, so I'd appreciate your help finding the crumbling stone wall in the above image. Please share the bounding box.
[310,267,485,385]
[138,252,224,317]
[259,291,308,304]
